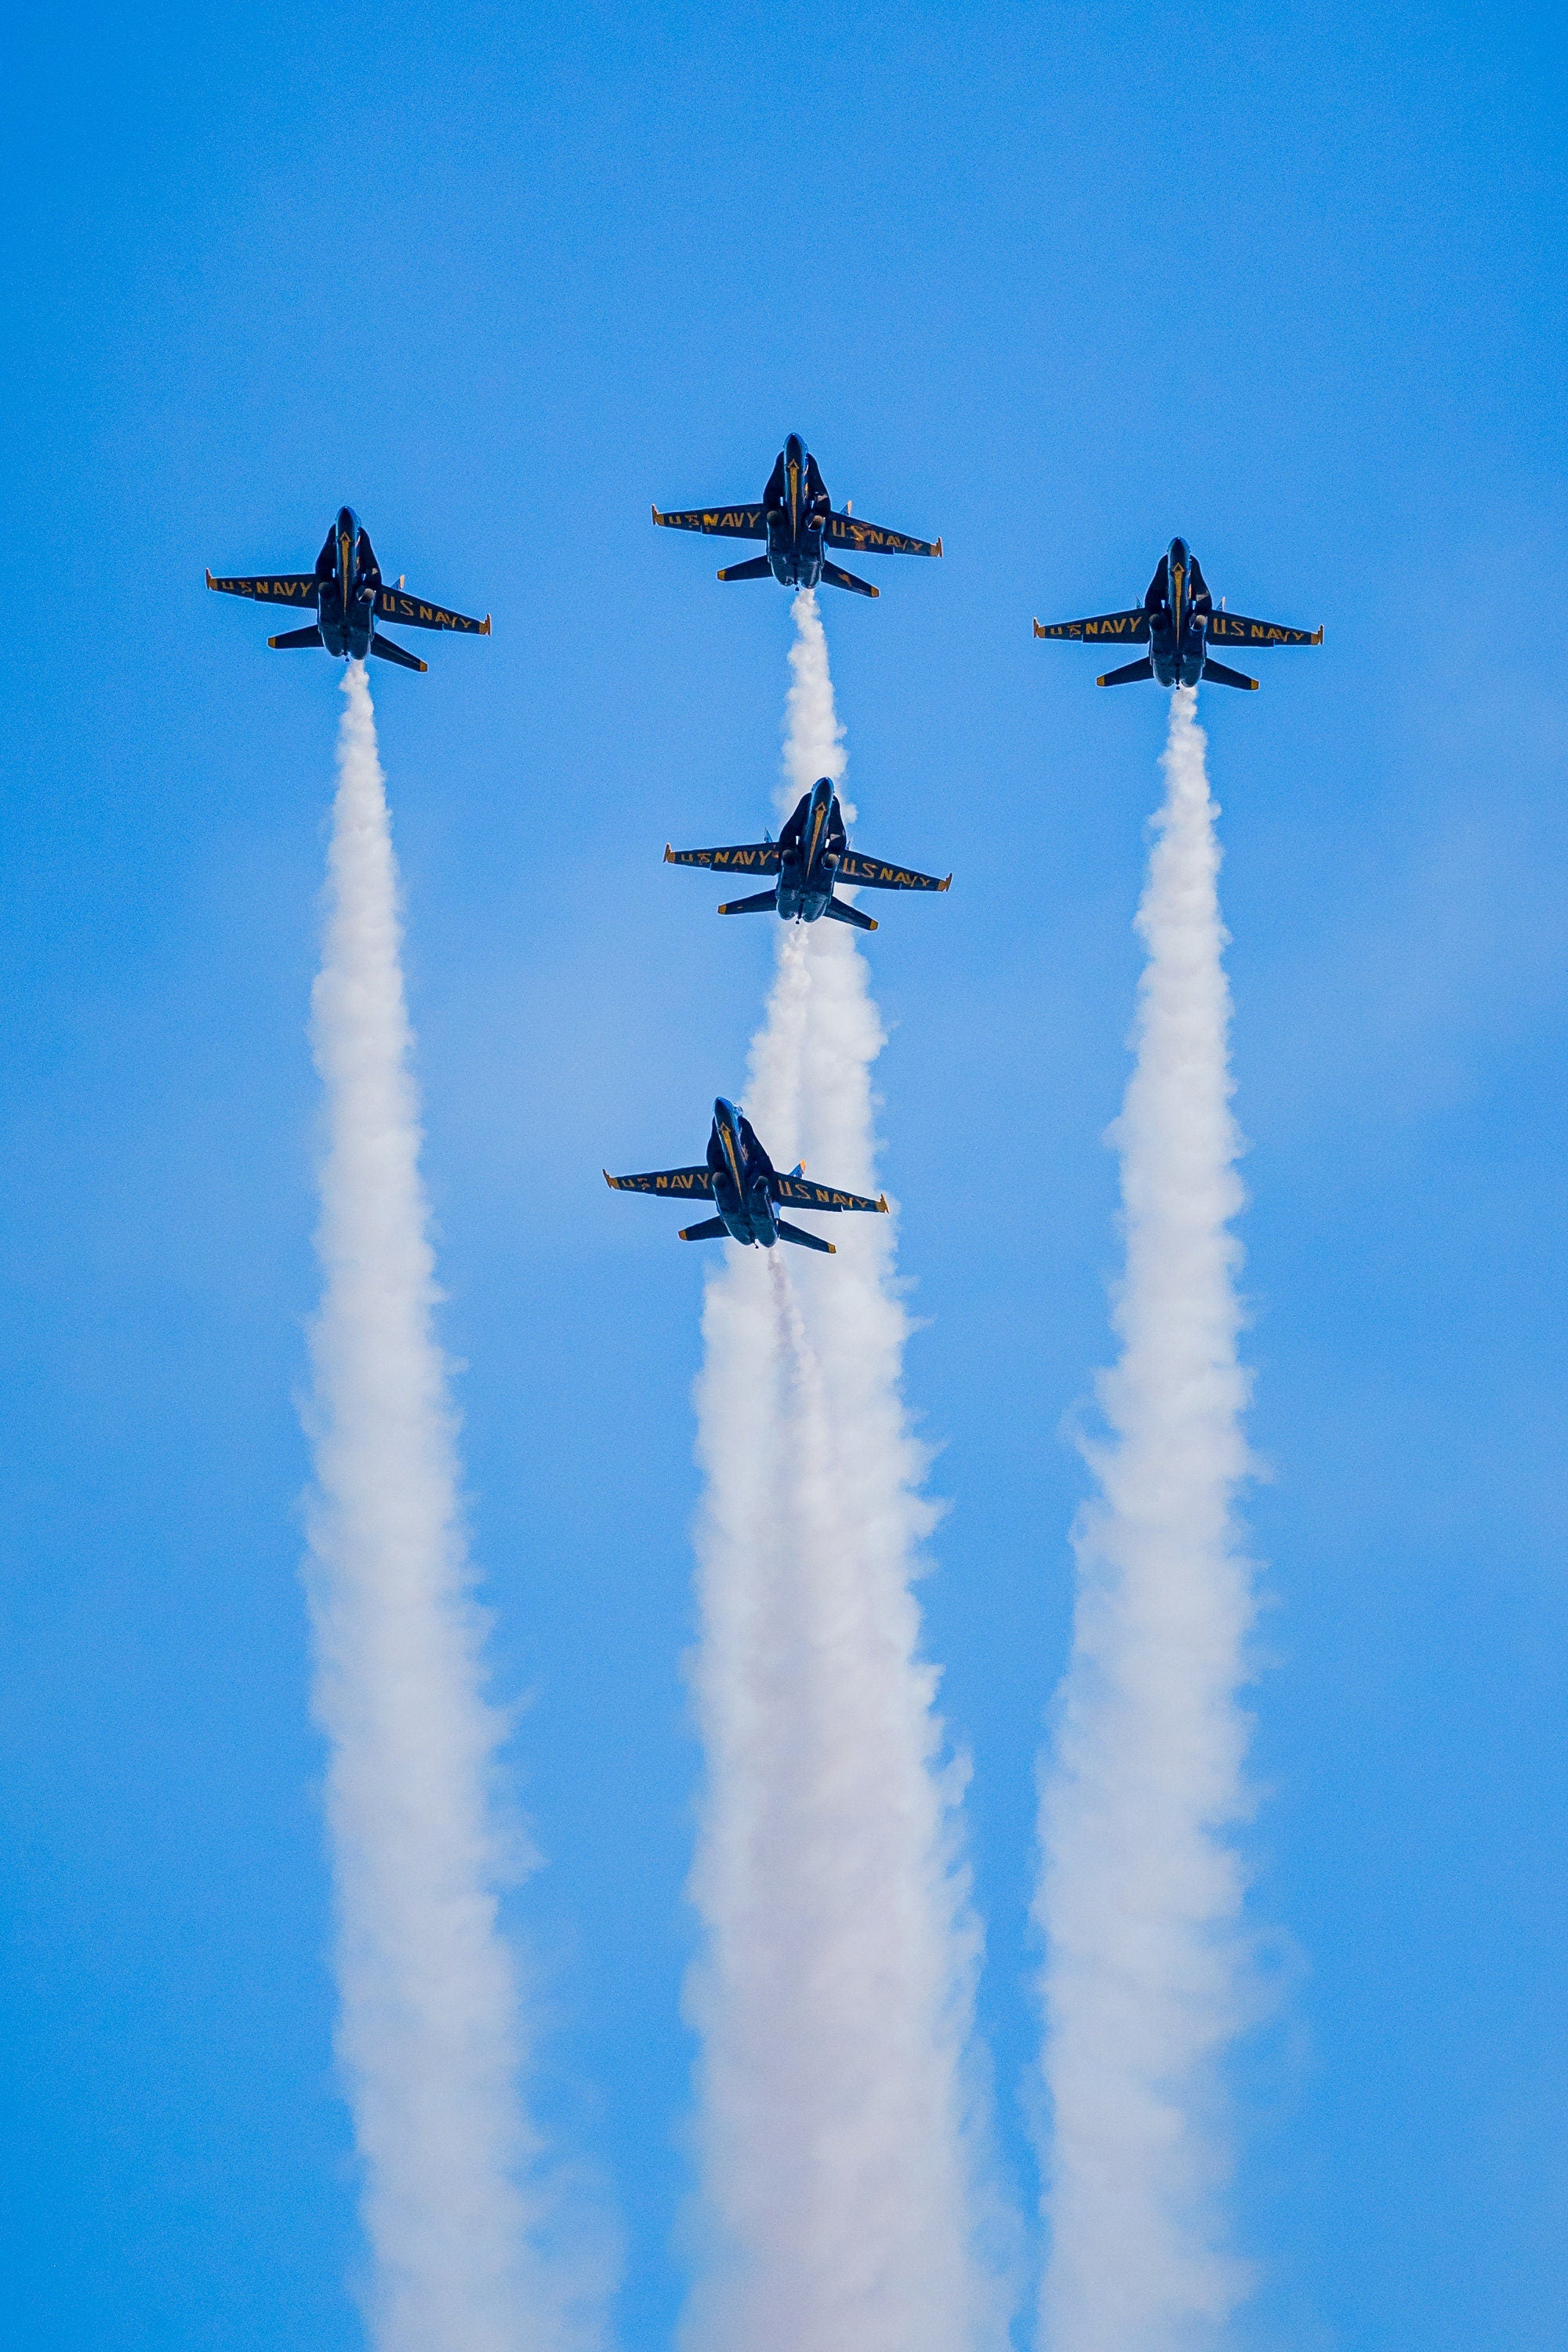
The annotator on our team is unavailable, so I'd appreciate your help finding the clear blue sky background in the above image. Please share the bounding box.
[2,5,1565,2347]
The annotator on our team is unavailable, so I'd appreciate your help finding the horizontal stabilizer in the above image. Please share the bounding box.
[771,1174,887,1216]
[717,889,780,916]
[716,556,774,583]
[678,1217,731,1243]
[653,504,768,540]
[823,895,877,932]
[604,1165,713,1199]
[209,570,318,605]
[666,841,782,876]
[267,625,325,652]
[1096,657,1154,688]
[775,1219,836,1254]
[369,632,429,673]
[376,588,490,635]
[826,514,942,560]
[1035,609,1149,644]
[1200,658,1259,691]
[837,851,950,893]
[1206,611,1322,648]
[820,560,879,599]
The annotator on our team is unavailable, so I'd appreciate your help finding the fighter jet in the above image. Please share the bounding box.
[206,506,491,672]
[652,434,942,598]
[663,778,950,933]
[1033,537,1321,690]
[604,1097,887,1254]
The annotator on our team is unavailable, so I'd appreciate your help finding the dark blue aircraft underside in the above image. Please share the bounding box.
[605,1099,887,1251]
[1033,537,1321,691]
[653,434,942,598]
[664,779,949,931]
[207,506,491,673]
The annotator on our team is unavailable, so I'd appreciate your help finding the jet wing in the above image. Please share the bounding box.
[604,1166,714,1199]
[1205,611,1323,648]
[206,571,319,606]
[652,505,769,539]
[376,588,491,635]
[664,842,783,876]
[1033,610,1150,644]
[769,1174,888,1215]
[826,514,942,559]
[835,853,950,893]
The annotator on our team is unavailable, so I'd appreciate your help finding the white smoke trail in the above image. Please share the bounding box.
[1036,687,1258,2352]
[684,594,999,2352]
[303,662,564,2352]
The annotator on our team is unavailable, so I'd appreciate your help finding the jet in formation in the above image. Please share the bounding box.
[652,434,942,599]
[604,1098,887,1254]
[1033,537,1322,690]
[206,506,491,672]
[663,778,950,933]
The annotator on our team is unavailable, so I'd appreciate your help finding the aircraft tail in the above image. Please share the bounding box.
[823,895,878,932]
[775,1219,836,1254]
[717,557,774,583]
[717,889,779,916]
[1096,656,1155,688]
[1200,658,1260,691]
[369,631,430,673]
[820,560,879,599]
[678,1218,731,1243]
[268,625,325,651]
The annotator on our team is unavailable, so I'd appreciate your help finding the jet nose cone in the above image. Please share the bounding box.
[1169,535,1189,565]
[715,1096,736,1124]
[785,433,805,463]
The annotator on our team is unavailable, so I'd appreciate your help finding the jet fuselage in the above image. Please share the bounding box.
[706,1098,782,1247]
[762,432,833,589]
[776,775,846,920]
[314,506,381,660]
[1145,535,1213,688]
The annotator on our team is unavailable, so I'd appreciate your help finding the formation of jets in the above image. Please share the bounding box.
[209,441,1321,1256]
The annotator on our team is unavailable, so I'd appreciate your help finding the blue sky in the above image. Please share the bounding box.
[2,3,1566,2346]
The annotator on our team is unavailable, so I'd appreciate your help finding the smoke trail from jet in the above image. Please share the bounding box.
[303,662,564,2352]
[684,595,1000,2352]
[1036,686,1258,2352]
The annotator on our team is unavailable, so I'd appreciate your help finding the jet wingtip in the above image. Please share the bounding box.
[651,504,663,525]
[877,1194,889,1214]
[939,875,953,891]
[663,844,674,863]
[935,537,943,558]
[602,1169,618,1189]
[826,1243,837,1254]
[1312,626,1323,644]
[1032,619,1045,637]
[205,568,216,590]
[482,615,492,635]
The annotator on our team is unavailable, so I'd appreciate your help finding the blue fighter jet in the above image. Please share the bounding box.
[604,1098,887,1254]
[206,506,491,672]
[652,434,942,599]
[663,778,950,933]
[1033,538,1321,690]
